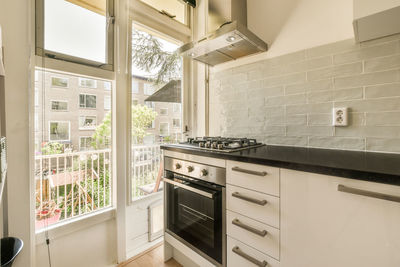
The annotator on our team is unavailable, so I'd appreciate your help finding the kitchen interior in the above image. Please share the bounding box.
[1,0,400,267]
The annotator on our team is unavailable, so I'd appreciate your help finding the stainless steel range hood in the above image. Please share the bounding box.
[178,0,268,66]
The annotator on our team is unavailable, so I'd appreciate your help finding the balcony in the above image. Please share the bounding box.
[34,144,163,230]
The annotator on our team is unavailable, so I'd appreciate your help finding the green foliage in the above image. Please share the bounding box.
[132,29,181,85]
[41,142,64,155]
[132,104,158,143]
[91,112,111,149]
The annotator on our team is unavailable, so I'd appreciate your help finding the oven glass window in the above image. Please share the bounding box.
[165,174,223,264]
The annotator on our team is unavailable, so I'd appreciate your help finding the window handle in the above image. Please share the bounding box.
[159,10,176,19]
[232,246,268,267]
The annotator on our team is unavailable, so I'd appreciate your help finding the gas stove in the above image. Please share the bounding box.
[174,137,265,153]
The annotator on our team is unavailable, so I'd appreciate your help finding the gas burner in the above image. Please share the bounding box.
[176,137,264,153]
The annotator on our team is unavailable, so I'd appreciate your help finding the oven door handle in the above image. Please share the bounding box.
[163,178,214,199]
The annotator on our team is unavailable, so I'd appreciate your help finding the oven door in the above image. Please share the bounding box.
[164,172,224,266]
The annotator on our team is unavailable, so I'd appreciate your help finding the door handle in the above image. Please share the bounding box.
[338,184,400,203]
[232,166,267,176]
[232,219,267,237]
[163,178,214,199]
[232,192,267,206]
[232,246,268,267]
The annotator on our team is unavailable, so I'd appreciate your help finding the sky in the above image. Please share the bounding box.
[45,0,107,63]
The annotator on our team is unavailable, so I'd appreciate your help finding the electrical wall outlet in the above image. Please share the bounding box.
[332,107,348,126]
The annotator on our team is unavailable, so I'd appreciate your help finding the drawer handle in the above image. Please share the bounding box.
[232,246,268,267]
[232,192,267,206]
[232,219,267,237]
[338,184,400,203]
[232,166,267,177]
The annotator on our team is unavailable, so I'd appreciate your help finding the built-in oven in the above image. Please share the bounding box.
[164,156,226,267]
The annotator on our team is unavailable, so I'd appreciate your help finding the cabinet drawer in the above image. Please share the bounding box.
[227,161,280,196]
[227,184,280,228]
[228,236,280,267]
[227,210,280,260]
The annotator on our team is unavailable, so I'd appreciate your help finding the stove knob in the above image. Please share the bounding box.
[187,166,194,173]
[200,169,208,176]
[175,163,182,170]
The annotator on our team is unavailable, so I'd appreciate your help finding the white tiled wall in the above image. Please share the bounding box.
[209,34,400,152]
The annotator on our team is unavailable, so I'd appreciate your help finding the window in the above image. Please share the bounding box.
[173,118,181,128]
[49,121,70,141]
[104,95,111,110]
[132,99,139,105]
[35,114,39,132]
[160,122,169,136]
[144,83,155,95]
[173,103,181,113]
[79,78,97,88]
[140,0,188,25]
[35,88,39,107]
[147,120,155,129]
[79,116,97,129]
[51,100,68,111]
[104,81,111,91]
[145,101,155,110]
[160,108,168,115]
[79,94,97,108]
[132,81,139,94]
[36,0,114,68]
[79,136,93,151]
[51,76,69,88]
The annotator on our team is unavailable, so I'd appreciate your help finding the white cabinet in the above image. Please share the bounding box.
[280,168,400,267]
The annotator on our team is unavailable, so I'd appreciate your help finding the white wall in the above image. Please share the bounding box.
[354,0,400,19]
[213,0,355,72]
[0,1,35,266]
[36,219,117,267]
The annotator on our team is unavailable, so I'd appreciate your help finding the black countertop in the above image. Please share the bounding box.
[161,144,400,186]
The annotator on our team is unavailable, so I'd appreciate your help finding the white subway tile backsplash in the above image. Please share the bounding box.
[209,34,400,152]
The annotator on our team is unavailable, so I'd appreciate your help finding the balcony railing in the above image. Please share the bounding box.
[131,144,162,200]
[34,149,112,230]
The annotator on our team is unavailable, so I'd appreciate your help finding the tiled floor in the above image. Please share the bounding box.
[119,244,182,267]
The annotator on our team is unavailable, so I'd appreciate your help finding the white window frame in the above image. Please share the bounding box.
[79,115,97,130]
[79,93,97,109]
[79,78,98,89]
[48,121,71,142]
[35,0,115,71]
[159,122,169,136]
[104,95,111,110]
[51,76,69,88]
[173,118,181,128]
[159,108,168,116]
[50,100,68,111]
[79,136,93,151]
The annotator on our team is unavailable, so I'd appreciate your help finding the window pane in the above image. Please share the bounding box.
[159,123,169,136]
[49,122,70,141]
[51,101,68,111]
[104,95,111,110]
[132,81,139,94]
[34,69,113,230]
[104,81,111,91]
[44,0,107,63]
[173,118,180,128]
[140,0,187,25]
[79,78,97,88]
[51,77,69,88]
[160,108,168,115]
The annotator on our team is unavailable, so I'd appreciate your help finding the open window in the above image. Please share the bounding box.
[35,0,114,70]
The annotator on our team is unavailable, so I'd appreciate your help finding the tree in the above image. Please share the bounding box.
[132,29,181,85]
[91,105,157,147]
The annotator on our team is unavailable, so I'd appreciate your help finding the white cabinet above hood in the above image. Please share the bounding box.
[353,0,400,42]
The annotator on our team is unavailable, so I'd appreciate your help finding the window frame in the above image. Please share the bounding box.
[48,121,71,142]
[35,0,115,71]
[50,100,69,111]
[104,95,111,110]
[79,136,94,151]
[159,108,168,116]
[51,76,69,88]
[159,122,169,136]
[79,115,97,130]
[79,93,97,109]
[79,78,98,89]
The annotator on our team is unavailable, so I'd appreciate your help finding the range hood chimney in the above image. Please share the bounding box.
[178,0,268,66]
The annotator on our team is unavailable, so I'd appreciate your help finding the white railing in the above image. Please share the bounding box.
[131,144,162,200]
[34,149,112,230]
